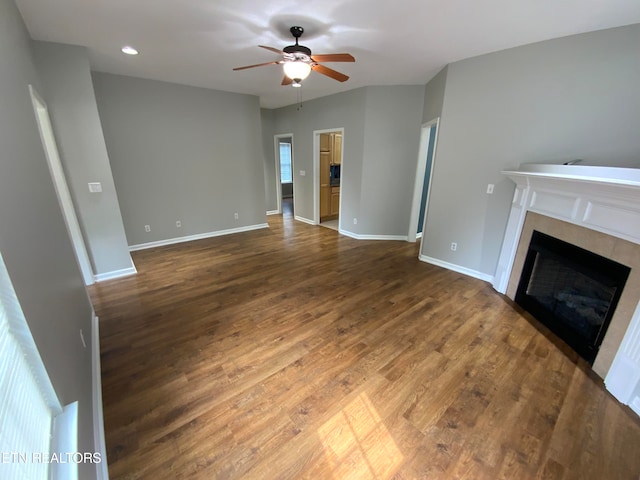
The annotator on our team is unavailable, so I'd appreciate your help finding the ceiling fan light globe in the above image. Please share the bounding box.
[283,61,311,80]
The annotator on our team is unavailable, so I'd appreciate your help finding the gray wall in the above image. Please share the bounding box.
[359,86,425,236]
[272,88,367,230]
[0,1,97,478]
[92,73,267,247]
[261,108,278,212]
[421,24,640,277]
[32,42,134,276]
[422,65,448,123]
[271,86,424,237]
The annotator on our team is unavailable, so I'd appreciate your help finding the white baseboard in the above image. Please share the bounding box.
[419,254,494,283]
[93,266,137,283]
[51,401,78,480]
[128,223,269,251]
[339,229,408,241]
[92,313,109,480]
[266,210,279,216]
[294,216,316,226]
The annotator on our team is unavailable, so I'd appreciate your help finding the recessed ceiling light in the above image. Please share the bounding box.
[121,46,139,55]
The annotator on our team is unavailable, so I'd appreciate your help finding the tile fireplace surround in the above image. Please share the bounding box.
[493,164,640,416]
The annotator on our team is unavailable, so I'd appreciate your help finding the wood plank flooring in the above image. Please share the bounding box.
[89,210,640,479]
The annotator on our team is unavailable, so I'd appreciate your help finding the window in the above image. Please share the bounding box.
[279,142,293,183]
[0,251,68,480]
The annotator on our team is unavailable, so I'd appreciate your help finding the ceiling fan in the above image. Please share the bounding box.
[233,26,355,87]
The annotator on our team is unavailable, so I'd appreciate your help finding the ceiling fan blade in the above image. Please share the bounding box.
[311,53,355,63]
[311,64,349,82]
[233,61,281,71]
[259,45,285,55]
[281,76,293,86]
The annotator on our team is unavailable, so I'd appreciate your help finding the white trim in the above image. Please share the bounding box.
[339,230,408,241]
[294,216,316,226]
[419,254,494,283]
[94,266,137,282]
[51,402,79,480]
[92,314,109,480]
[408,118,439,243]
[493,165,640,293]
[29,85,95,286]
[129,223,269,251]
[266,210,279,216]
[605,299,640,419]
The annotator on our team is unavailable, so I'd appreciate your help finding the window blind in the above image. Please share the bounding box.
[0,252,62,479]
[280,143,293,183]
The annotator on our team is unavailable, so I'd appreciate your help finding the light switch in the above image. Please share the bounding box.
[299,170,306,176]
[88,182,102,193]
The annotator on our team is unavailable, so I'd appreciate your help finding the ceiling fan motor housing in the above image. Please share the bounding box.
[283,44,312,56]
[284,26,312,58]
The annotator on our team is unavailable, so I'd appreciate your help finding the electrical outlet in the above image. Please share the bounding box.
[487,184,495,194]
[353,218,358,225]
[144,225,151,232]
[234,212,239,220]
[300,170,306,176]
[176,220,182,228]
[451,242,457,251]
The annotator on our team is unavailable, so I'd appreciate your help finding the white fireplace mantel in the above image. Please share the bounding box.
[493,164,640,294]
[493,163,640,416]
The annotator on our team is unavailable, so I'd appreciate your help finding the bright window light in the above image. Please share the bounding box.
[279,143,293,183]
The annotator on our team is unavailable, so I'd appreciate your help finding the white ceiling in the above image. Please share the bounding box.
[15,0,640,108]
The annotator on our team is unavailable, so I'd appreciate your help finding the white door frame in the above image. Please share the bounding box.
[273,133,294,214]
[313,128,344,226]
[408,118,439,243]
[29,85,95,285]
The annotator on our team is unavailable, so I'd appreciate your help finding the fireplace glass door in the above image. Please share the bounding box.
[515,231,630,363]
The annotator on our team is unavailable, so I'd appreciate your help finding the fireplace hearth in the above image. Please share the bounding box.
[515,231,630,363]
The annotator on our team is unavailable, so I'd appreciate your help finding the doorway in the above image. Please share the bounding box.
[408,118,439,244]
[314,128,344,230]
[29,85,94,285]
[274,134,294,217]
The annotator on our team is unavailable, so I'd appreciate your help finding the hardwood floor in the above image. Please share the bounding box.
[89,214,640,479]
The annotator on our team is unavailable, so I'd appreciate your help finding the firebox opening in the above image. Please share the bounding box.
[515,231,631,364]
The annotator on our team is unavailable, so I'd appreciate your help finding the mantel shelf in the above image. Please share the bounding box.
[502,164,640,188]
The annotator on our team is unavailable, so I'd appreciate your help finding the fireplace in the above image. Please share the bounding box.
[492,164,640,416]
[515,230,630,364]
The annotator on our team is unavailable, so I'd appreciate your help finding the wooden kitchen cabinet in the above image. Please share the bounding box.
[320,186,331,218]
[320,133,331,152]
[320,148,331,218]
[320,133,342,164]
[320,131,342,221]
[330,187,340,216]
[332,133,342,165]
